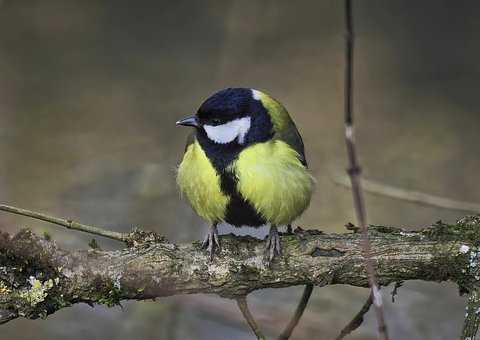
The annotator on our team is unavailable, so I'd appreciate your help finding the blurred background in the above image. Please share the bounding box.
[0,0,479,339]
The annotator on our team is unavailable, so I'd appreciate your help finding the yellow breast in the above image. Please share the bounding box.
[232,140,314,226]
[176,141,230,222]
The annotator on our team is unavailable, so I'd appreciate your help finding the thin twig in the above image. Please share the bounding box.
[334,293,373,340]
[334,175,480,213]
[236,297,266,340]
[278,284,314,340]
[343,1,389,339]
[0,204,127,243]
[462,290,480,340]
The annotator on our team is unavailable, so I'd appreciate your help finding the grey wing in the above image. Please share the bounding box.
[275,119,308,167]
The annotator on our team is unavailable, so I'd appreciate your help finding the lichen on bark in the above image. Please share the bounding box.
[0,215,479,329]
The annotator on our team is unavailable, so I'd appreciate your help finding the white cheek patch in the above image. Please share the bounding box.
[204,117,251,144]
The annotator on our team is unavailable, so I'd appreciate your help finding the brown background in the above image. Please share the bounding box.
[0,1,479,339]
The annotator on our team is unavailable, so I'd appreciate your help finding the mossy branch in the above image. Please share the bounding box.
[1,215,480,339]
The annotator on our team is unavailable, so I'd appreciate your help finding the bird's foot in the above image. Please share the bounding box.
[202,223,220,261]
[264,225,282,266]
[286,224,293,234]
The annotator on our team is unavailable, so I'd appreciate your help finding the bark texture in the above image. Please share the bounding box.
[1,215,480,325]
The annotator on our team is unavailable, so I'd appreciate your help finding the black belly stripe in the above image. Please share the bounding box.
[220,172,266,227]
[196,131,268,227]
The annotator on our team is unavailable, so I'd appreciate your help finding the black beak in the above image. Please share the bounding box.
[176,115,199,128]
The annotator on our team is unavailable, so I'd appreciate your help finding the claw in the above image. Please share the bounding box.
[264,225,282,265]
[202,223,220,261]
[286,224,293,234]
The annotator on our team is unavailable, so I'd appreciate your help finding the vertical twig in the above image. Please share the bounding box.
[236,297,266,340]
[343,1,389,339]
[461,290,480,340]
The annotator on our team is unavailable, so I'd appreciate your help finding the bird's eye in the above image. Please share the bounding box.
[211,118,222,125]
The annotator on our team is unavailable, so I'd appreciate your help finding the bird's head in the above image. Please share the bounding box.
[177,88,287,147]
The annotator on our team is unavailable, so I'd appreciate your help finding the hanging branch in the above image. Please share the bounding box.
[343,1,389,339]
[460,241,480,340]
[236,297,266,340]
[334,292,373,340]
[461,290,480,339]
[278,284,314,340]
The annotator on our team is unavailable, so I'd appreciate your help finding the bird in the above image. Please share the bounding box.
[176,87,314,262]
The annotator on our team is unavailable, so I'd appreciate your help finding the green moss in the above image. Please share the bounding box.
[370,225,403,234]
[98,286,123,307]
[0,280,10,295]
[18,277,54,307]
[86,276,125,308]
[42,232,51,241]
[422,216,480,243]
[88,238,100,250]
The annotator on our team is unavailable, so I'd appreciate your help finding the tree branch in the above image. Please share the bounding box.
[236,297,265,340]
[0,204,165,247]
[0,204,128,243]
[335,292,373,340]
[333,175,480,213]
[1,215,479,328]
[278,284,313,340]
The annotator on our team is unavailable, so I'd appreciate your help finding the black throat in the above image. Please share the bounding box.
[195,110,273,227]
[195,103,274,173]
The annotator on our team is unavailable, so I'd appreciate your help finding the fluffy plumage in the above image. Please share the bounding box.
[232,140,313,226]
[177,140,229,222]
[176,88,314,228]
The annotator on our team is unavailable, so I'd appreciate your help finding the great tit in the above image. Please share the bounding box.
[176,88,314,261]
